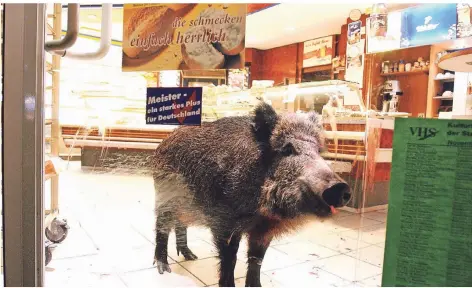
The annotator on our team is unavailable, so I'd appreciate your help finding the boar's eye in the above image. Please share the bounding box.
[281,142,296,156]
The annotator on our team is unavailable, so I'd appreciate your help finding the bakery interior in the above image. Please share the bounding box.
[7,2,471,287]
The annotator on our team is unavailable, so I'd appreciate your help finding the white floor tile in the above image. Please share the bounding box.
[346,245,385,267]
[122,265,204,287]
[167,239,217,263]
[340,223,386,245]
[362,212,387,223]
[46,271,127,288]
[330,215,383,233]
[180,257,247,286]
[312,254,382,282]
[311,232,371,254]
[108,243,175,273]
[45,165,388,287]
[357,273,382,287]
[268,262,351,287]
[235,273,282,287]
[50,225,99,260]
[272,240,340,261]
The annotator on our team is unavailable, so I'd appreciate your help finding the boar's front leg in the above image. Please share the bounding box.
[245,230,273,287]
[213,229,242,287]
[175,223,198,260]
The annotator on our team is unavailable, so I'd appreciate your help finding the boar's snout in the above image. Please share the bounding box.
[322,181,351,208]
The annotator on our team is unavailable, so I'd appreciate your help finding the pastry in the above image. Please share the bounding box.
[123,6,175,59]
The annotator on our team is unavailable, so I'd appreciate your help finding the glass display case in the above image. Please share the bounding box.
[201,80,365,122]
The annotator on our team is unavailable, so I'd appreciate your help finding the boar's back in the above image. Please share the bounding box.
[153,116,267,212]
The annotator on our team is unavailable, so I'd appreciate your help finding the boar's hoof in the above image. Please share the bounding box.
[156,261,172,274]
[177,246,198,260]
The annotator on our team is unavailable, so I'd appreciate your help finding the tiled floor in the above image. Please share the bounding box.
[44,162,387,287]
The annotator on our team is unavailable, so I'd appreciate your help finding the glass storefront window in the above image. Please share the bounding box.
[2,3,472,287]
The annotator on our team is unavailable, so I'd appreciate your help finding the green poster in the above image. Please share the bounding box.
[382,118,472,287]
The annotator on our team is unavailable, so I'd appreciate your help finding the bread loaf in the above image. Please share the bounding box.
[181,26,225,69]
[123,6,175,59]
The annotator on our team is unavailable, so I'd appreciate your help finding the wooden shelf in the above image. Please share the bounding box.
[381,70,429,77]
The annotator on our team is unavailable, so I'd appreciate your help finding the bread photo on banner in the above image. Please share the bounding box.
[181,6,246,69]
[122,4,196,60]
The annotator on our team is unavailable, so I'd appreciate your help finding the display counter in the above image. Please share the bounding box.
[60,80,365,169]
[58,79,406,211]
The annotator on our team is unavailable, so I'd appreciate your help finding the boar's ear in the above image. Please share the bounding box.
[252,102,278,143]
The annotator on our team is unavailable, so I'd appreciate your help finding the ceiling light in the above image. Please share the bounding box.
[285,27,295,32]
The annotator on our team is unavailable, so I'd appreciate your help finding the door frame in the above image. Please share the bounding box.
[2,3,46,286]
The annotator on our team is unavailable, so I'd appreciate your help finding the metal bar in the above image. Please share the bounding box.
[53,4,112,60]
[44,3,78,52]
[3,3,45,286]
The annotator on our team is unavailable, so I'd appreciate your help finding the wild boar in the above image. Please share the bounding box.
[152,102,351,287]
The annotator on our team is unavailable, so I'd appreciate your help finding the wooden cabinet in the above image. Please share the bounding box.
[364,46,432,117]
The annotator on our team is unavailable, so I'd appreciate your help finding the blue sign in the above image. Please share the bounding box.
[400,3,457,48]
[146,87,202,126]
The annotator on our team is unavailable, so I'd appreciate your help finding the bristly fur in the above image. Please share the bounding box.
[152,102,343,286]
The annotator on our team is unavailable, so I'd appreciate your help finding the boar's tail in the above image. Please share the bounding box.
[252,102,278,144]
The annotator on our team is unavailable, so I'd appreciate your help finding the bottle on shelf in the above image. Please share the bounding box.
[398,60,405,72]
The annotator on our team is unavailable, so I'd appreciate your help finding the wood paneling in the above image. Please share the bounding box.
[363,53,379,109]
[247,48,263,82]
[364,45,432,116]
[245,48,253,63]
[296,42,304,83]
[249,44,298,84]
[379,129,393,148]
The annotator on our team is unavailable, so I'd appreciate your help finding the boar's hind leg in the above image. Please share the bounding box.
[175,223,198,260]
[154,211,172,274]
[245,231,273,287]
[213,230,242,287]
